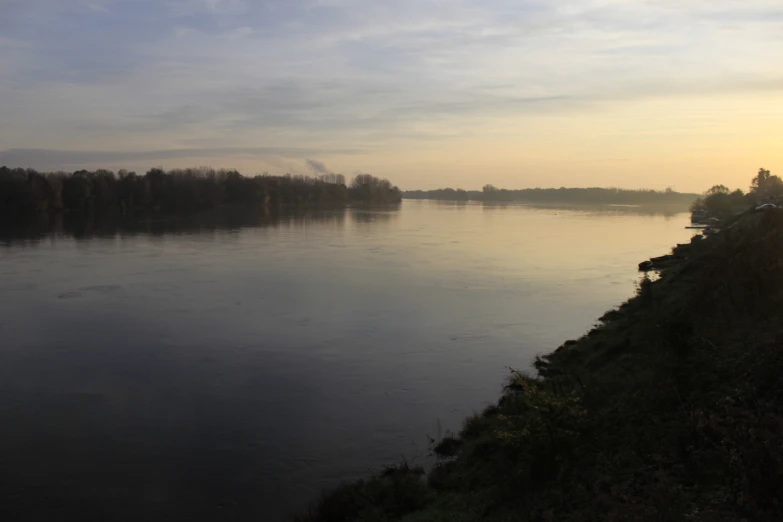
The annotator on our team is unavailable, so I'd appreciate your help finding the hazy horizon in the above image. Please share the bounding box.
[1,0,781,193]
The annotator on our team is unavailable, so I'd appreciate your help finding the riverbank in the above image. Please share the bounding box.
[298,209,783,521]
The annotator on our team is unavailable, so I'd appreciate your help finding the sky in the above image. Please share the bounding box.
[0,0,781,192]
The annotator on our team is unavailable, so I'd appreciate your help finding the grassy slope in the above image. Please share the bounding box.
[299,210,783,522]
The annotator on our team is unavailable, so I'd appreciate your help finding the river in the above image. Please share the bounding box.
[0,200,695,521]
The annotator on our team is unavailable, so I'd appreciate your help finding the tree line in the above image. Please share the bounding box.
[403,185,699,206]
[0,166,401,214]
[691,168,781,220]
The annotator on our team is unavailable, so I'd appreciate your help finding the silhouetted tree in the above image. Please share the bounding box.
[706,184,730,196]
[691,168,780,220]
[750,168,783,201]
[0,166,399,215]
[349,174,401,203]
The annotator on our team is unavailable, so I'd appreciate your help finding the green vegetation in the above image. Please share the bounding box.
[0,166,401,215]
[404,186,698,207]
[301,175,783,521]
[691,168,781,220]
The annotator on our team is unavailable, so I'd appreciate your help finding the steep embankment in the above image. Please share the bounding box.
[299,210,783,522]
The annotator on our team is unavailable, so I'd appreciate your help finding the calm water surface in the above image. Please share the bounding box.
[0,201,695,521]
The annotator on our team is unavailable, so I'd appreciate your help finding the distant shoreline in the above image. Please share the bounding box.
[403,186,699,209]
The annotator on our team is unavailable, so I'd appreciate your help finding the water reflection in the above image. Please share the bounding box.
[347,205,402,226]
[1,200,684,247]
[0,204,402,246]
[477,200,685,217]
[410,198,687,217]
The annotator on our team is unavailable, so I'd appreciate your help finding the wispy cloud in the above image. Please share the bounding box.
[0,147,365,170]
